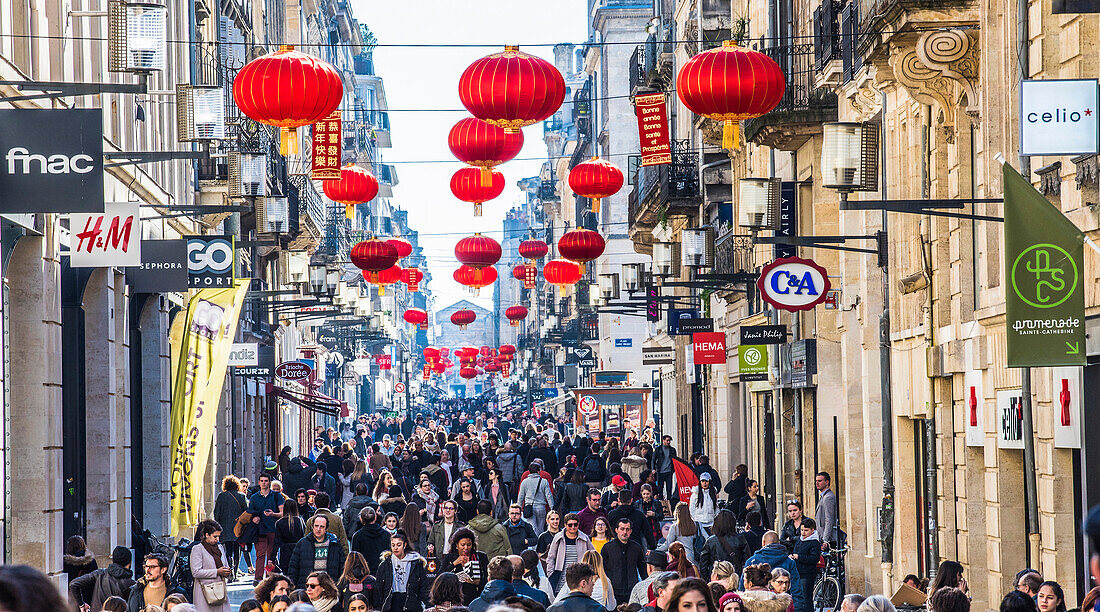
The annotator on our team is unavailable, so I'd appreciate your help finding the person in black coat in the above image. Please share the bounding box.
[275,499,308,572]
[791,518,822,612]
[376,532,432,612]
[600,517,647,605]
[352,508,390,573]
[287,515,346,586]
[734,480,770,528]
[503,505,538,553]
[283,456,316,498]
[606,489,656,550]
[213,476,248,573]
[724,464,748,503]
[697,509,752,580]
[440,527,491,605]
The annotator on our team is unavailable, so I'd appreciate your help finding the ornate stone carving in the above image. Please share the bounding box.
[886,29,980,128]
[1071,154,1099,189]
[1035,162,1061,196]
[849,76,884,122]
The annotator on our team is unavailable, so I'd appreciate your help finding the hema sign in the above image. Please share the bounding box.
[1020,79,1099,156]
[0,108,105,213]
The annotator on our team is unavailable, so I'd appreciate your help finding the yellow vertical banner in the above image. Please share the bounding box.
[168,281,250,536]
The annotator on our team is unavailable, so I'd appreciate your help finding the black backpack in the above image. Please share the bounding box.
[583,456,605,483]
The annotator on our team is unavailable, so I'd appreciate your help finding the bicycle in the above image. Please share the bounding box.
[812,545,848,612]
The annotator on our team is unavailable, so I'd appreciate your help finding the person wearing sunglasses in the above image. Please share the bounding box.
[546,513,595,593]
[303,571,340,612]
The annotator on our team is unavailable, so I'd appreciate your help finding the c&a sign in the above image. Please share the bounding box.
[757,256,831,312]
[70,202,141,267]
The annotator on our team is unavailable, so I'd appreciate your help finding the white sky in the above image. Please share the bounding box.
[350,1,590,313]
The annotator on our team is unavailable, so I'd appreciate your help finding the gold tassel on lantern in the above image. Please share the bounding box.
[280,127,299,155]
[479,166,492,187]
[345,203,356,219]
[591,197,601,214]
[722,120,739,150]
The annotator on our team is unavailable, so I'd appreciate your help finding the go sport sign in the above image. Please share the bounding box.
[0,108,104,213]
[757,256,832,312]
[187,235,235,287]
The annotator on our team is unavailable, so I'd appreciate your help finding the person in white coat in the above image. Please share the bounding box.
[688,473,718,529]
[190,519,233,612]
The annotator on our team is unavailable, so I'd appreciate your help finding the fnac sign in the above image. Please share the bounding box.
[757,256,831,312]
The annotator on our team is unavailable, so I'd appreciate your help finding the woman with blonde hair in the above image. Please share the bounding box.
[554,549,617,609]
[661,502,702,565]
[710,560,739,592]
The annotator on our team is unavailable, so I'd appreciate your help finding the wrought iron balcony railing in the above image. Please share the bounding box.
[627,140,700,228]
[742,44,839,149]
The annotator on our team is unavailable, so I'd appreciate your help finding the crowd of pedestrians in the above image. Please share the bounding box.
[1,409,1098,612]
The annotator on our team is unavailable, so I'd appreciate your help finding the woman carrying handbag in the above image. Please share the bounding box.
[191,519,233,612]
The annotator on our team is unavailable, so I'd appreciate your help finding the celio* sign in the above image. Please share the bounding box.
[757,256,832,312]
[1020,79,1099,156]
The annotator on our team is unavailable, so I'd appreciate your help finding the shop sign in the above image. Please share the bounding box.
[69,202,142,267]
[1019,79,1098,155]
[187,235,235,288]
[228,343,258,366]
[738,345,768,381]
[234,345,274,378]
[542,387,559,398]
[634,93,672,166]
[275,360,313,382]
[641,346,674,366]
[996,389,1024,450]
[645,285,661,322]
[679,318,714,334]
[310,111,342,179]
[692,331,727,365]
[0,108,104,213]
[579,395,598,416]
[1051,366,1083,448]
[775,182,797,259]
[375,353,392,370]
[394,381,406,393]
[667,309,699,335]
[757,256,831,312]
[964,368,984,447]
[740,325,787,344]
[126,239,187,292]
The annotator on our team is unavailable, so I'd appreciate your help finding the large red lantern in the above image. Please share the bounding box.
[423,347,441,362]
[233,46,343,154]
[387,237,413,260]
[454,265,497,291]
[512,265,529,280]
[401,267,424,292]
[350,238,399,282]
[450,167,505,217]
[557,228,606,273]
[323,165,378,219]
[518,239,548,263]
[458,46,566,133]
[568,157,624,214]
[363,264,401,295]
[505,305,528,327]
[454,234,502,284]
[498,344,516,356]
[451,308,476,329]
[432,361,446,374]
[448,117,524,186]
[403,308,428,330]
[677,41,786,150]
[459,367,478,380]
[543,259,582,289]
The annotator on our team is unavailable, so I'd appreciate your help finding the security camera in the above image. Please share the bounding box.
[898,272,928,295]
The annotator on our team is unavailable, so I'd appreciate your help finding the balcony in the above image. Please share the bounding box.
[628,29,675,96]
[743,44,838,151]
[627,140,700,247]
[857,0,979,60]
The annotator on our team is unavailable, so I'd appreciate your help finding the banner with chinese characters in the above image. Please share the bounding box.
[311,111,342,180]
[634,93,672,166]
[523,264,537,289]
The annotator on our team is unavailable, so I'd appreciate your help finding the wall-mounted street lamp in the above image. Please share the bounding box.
[597,273,620,301]
[681,227,715,268]
[621,263,645,291]
[651,242,680,277]
[176,84,226,141]
[108,0,168,72]
[738,178,781,230]
[230,152,268,197]
[308,261,327,295]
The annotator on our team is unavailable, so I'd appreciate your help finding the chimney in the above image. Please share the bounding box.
[553,43,575,75]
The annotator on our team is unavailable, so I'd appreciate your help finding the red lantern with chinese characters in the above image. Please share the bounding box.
[350,238,399,282]
[458,46,566,132]
[401,267,424,292]
[505,305,528,327]
[557,228,606,274]
[454,234,502,284]
[363,264,401,295]
[387,237,413,260]
[454,265,497,291]
[233,46,343,154]
[460,367,478,380]
[451,308,476,329]
[323,165,378,219]
[448,117,524,186]
[677,41,786,150]
[518,239,548,263]
[403,308,428,330]
[568,157,624,214]
[423,347,441,363]
[543,258,582,289]
[450,167,505,217]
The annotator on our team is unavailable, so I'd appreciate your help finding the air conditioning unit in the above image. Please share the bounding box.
[259,196,289,233]
[229,152,267,197]
[176,85,226,141]
[108,0,167,72]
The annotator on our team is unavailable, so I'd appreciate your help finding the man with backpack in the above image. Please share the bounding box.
[582,445,606,489]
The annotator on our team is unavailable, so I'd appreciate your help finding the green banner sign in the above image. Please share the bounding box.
[738,345,768,381]
[1003,162,1085,367]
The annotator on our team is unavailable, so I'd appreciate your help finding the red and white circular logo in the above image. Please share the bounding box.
[756,256,832,312]
[275,360,313,382]
[579,395,598,416]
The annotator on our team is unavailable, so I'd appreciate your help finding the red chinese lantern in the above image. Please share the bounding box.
[518,239,548,263]
[403,308,428,330]
[350,238,399,282]
[233,46,343,154]
[451,308,476,329]
[505,305,528,327]
[459,367,478,380]
[499,344,516,356]
[401,267,424,292]
[423,347,441,362]
[677,41,786,150]
[458,46,566,133]
[454,265,497,291]
[323,165,378,219]
[450,167,505,217]
[480,346,491,357]
[448,117,524,186]
[440,347,450,358]
[363,264,401,295]
[568,157,624,214]
[484,361,502,373]
[512,264,529,280]
[543,258,582,289]
[387,237,413,260]
[432,361,446,374]
[454,234,502,284]
[557,228,606,273]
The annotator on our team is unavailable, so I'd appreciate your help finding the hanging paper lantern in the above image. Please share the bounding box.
[677,41,786,150]
[432,361,446,374]
[454,234,502,285]
[484,361,502,373]
[323,165,379,219]
[557,228,606,274]
[518,239,548,263]
[480,346,491,357]
[458,46,566,132]
[233,45,343,154]
[403,308,428,330]
[448,117,524,186]
[512,264,529,280]
[505,305,528,327]
[363,264,401,295]
[423,347,441,362]
[450,167,505,216]
[387,237,413,260]
[350,238,399,282]
[451,308,476,329]
[401,267,424,292]
[543,258,582,289]
[498,344,516,356]
[568,157,624,214]
[440,347,450,358]
[460,367,478,380]
[454,265,497,291]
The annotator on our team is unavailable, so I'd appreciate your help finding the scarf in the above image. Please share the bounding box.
[203,542,225,569]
